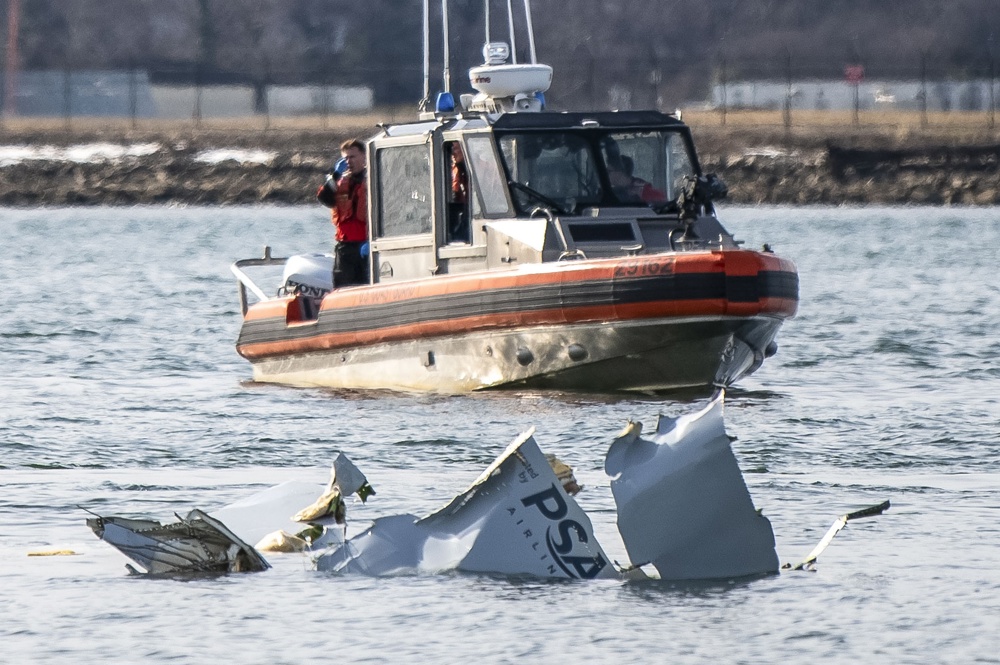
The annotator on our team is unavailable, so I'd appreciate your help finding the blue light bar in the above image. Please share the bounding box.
[436,91,456,113]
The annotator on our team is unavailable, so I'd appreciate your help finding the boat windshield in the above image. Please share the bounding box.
[599,130,694,210]
[496,129,696,215]
[497,132,602,214]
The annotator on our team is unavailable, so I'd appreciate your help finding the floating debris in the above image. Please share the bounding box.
[606,392,780,580]
[254,530,311,554]
[27,549,79,557]
[292,452,375,525]
[785,500,891,571]
[86,509,270,575]
[315,427,613,578]
[254,453,376,550]
[209,481,330,547]
[545,453,582,496]
[292,487,346,524]
[86,395,889,581]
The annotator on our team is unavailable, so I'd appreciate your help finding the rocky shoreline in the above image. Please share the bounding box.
[1,126,998,206]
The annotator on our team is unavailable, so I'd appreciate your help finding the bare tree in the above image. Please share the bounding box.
[6,0,1000,107]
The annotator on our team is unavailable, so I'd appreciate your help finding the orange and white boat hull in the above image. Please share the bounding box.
[236,250,798,393]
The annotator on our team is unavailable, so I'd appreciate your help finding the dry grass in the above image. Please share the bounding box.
[682,108,1000,146]
[2,106,999,149]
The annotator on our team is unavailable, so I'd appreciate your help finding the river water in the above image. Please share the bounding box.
[1,206,997,664]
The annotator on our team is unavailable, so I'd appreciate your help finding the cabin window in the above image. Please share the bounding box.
[498,132,603,214]
[376,144,433,237]
[599,131,694,204]
[665,133,694,198]
[466,136,509,216]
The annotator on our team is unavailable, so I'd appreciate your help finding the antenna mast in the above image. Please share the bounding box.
[442,0,451,92]
[523,0,538,64]
[506,0,517,64]
[422,0,430,106]
[484,0,491,46]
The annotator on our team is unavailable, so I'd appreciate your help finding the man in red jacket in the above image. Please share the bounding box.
[317,139,369,287]
[447,141,470,243]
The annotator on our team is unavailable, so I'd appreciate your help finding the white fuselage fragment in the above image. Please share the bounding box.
[605,392,780,580]
[91,395,781,582]
[315,429,614,579]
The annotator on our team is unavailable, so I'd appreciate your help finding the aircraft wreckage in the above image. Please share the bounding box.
[86,393,889,580]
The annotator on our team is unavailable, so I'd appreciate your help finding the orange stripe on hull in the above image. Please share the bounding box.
[242,250,794,323]
[238,295,797,360]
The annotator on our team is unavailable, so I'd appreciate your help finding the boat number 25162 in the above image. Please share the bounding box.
[613,258,676,278]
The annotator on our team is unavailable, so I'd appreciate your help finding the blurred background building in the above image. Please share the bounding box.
[1,0,998,123]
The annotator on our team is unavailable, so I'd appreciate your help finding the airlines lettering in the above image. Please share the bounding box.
[519,483,607,579]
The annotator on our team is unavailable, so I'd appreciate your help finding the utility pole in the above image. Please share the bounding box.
[783,48,792,131]
[4,0,22,117]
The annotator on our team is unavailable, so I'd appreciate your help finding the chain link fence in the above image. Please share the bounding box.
[705,53,998,131]
[2,52,999,134]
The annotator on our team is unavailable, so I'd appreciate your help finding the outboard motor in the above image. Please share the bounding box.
[281,254,334,298]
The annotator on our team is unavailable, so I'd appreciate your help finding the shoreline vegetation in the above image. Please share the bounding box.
[1,110,999,206]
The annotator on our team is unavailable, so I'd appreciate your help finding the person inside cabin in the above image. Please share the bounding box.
[621,155,667,204]
[317,138,370,287]
[447,141,471,243]
[607,154,666,205]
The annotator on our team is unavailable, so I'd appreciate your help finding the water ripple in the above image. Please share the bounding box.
[1,206,998,663]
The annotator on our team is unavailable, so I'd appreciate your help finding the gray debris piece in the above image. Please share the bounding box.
[86,509,270,575]
[606,391,780,580]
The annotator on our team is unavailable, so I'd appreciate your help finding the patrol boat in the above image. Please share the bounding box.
[230,2,798,393]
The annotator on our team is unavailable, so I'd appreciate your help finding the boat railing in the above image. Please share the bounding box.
[557,249,587,261]
[230,246,289,316]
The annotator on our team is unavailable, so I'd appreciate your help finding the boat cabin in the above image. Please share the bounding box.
[367,110,735,285]
[230,2,796,395]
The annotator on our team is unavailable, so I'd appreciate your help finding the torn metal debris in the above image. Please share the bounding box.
[606,393,780,580]
[87,393,889,581]
[291,452,376,525]
[315,428,614,578]
[786,499,891,571]
[86,509,269,575]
